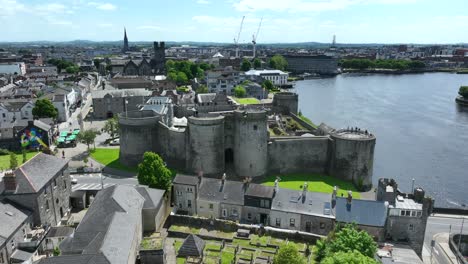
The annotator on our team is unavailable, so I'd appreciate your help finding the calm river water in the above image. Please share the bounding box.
[295,73,468,207]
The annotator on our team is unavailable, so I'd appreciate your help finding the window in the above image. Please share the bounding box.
[408,224,414,231]
[405,210,411,216]
[2,113,5,118]
[276,218,281,227]
[187,187,193,193]
[187,200,192,208]
[53,179,57,188]
[411,211,416,217]
[222,209,227,217]
[232,209,238,216]
[416,211,422,217]
[320,222,325,229]
[290,218,295,227]
[247,213,252,220]
[178,203,182,208]
[45,200,50,211]
[260,199,270,208]
[209,203,214,210]
[253,125,258,130]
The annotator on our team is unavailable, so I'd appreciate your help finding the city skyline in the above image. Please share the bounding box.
[1,0,468,44]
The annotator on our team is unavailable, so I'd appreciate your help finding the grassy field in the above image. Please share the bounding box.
[90,148,137,172]
[0,152,39,170]
[234,97,260,104]
[298,114,318,128]
[262,173,361,198]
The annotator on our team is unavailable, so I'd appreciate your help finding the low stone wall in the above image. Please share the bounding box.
[289,113,317,132]
[139,249,165,264]
[167,214,322,244]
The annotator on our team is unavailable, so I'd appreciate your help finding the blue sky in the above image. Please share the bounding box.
[1,0,467,43]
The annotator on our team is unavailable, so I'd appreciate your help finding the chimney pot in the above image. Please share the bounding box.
[3,171,17,192]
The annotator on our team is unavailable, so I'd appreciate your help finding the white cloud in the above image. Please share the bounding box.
[196,0,210,4]
[0,0,26,17]
[232,0,418,12]
[88,2,116,10]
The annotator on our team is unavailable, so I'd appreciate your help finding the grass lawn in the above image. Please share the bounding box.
[90,148,137,172]
[298,114,318,128]
[0,152,39,170]
[169,225,201,234]
[234,97,260,104]
[262,173,361,198]
[221,251,235,264]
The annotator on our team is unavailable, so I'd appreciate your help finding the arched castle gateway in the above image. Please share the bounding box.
[119,93,376,190]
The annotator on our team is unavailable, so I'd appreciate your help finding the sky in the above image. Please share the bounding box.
[1,0,467,43]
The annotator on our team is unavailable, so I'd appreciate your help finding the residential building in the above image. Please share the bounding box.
[270,183,334,236]
[38,185,167,264]
[0,63,26,76]
[172,174,199,216]
[0,200,33,264]
[245,69,288,86]
[51,86,79,122]
[243,82,267,100]
[242,183,275,225]
[0,153,71,227]
[206,67,241,95]
[0,100,34,125]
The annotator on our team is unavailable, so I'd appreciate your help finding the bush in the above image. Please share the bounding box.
[459,86,468,98]
[234,86,246,98]
[0,148,10,155]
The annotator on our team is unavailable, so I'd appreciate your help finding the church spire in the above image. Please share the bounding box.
[122,27,129,53]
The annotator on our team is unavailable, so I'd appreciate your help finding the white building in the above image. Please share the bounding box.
[52,87,79,122]
[0,63,26,75]
[206,67,241,95]
[245,69,288,86]
[0,100,34,125]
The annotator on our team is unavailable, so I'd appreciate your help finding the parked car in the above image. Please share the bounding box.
[71,177,78,184]
[109,138,120,146]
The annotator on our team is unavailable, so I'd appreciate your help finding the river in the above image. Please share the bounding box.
[295,72,468,208]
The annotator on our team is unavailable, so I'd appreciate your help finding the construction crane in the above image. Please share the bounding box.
[252,17,263,58]
[234,16,245,58]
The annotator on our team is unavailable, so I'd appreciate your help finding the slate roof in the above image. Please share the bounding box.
[335,197,388,227]
[197,93,217,104]
[221,180,244,206]
[59,185,150,264]
[173,174,199,186]
[245,184,275,199]
[91,88,151,99]
[178,234,205,257]
[135,186,165,210]
[7,153,68,194]
[271,188,334,218]
[46,226,74,238]
[198,178,224,202]
[34,254,111,264]
[0,200,30,246]
[10,249,33,262]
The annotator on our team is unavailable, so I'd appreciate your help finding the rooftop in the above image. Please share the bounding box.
[335,197,388,227]
[271,188,334,218]
[393,196,423,210]
[245,184,275,199]
[0,200,31,245]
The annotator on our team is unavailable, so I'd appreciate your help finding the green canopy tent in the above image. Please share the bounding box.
[60,131,69,137]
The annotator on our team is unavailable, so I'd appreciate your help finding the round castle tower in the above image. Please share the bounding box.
[329,128,376,191]
[233,110,268,177]
[187,115,225,176]
[119,110,161,167]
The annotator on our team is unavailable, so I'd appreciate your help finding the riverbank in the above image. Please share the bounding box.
[342,68,468,74]
[455,96,468,106]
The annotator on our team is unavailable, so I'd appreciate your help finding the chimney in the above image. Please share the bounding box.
[197,170,203,186]
[331,186,337,208]
[243,177,251,193]
[302,182,308,203]
[220,173,226,192]
[3,171,17,192]
[273,179,279,195]
[346,190,352,211]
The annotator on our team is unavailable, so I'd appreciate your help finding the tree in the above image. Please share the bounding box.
[77,129,98,151]
[137,152,172,190]
[273,244,306,264]
[196,85,208,94]
[176,72,189,85]
[9,152,18,170]
[253,58,262,69]
[93,59,101,69]
[459,86,468,98]
[262,80,274,91]
[32,99,58,119]
[22,148,27,164]
[103,117,119,139]
[234,85,246,98]
[269,55,288,71]
[65,65,80,74]
[53,246,61,256]
[241,59,252,71]
[321,250,378,264]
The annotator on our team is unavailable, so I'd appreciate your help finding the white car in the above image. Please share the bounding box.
[71,177,78,184]
[109,138,120,146]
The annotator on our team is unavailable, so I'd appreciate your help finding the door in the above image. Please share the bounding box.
[305,221,311,232]
[260,214,268,225]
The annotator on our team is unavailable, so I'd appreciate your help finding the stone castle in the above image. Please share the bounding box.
[119,92,376,190]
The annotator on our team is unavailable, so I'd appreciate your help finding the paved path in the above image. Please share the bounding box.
[164,237,177,264]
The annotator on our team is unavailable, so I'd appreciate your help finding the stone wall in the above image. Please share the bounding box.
[267,137,330,174]
[156,122,186,169]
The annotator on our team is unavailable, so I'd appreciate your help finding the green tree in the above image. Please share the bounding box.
[165,59,175,71]
[273,244,306,264]
[65,65,80,74]
[234,85,246,98]
[9,152,18,170]
[77,129,98,151]
[328,224,377,258]
[105,64,112,72]
[103,117,119,139]
[53,246,61,256]
[269,55,288,71]
[176,72,189,85]
[196,85,208,94]
[32,99,58,119]
[459,86,468,98]
[241,59,252,71]
[322,250,378,264]
[137,152,172,190]
[93,59,101,69]
[22,148,27,164]
[253,58,262,69]
[167,71,177,82]
[262,80,274,91]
